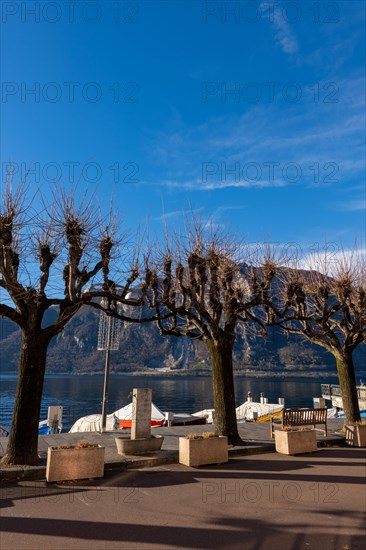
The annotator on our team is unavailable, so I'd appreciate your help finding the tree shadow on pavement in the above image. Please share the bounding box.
[0,510,364,550]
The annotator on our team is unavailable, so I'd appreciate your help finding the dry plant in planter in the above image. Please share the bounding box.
[185,432,217,440]
[275,428,318,456]
[345,421,366,447]
[179,432,228,467]
[46,440,105,482]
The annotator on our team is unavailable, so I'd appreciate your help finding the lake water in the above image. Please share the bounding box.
[0,374,337,431]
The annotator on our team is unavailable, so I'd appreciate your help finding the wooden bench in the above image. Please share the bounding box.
[270,408,328,438]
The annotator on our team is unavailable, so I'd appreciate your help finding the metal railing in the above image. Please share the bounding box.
[321,383,365,399]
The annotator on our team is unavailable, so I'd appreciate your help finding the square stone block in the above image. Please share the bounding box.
[345,424,366,447]
[46,445,105,482]
[179,436,228,467]
[275,429,318,455]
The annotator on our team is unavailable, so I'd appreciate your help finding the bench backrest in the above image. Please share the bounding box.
[282,408,327,427]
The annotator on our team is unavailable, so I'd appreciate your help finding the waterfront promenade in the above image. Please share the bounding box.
[1,438,365,549]
[0,419,346,480]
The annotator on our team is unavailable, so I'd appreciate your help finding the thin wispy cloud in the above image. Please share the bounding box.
[213,205,246,216]
[337,199,366,212]
[147,75,365,192]
[260,2,299,55]
[151,207,204,222]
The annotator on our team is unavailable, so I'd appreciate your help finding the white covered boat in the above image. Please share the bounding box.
[326,407,339,418]
[114,402,166,428]
[69,413,119,433]
[193,401,284,424]
[192,409,215,423]
[69,403,166,433]
[115,402,207,427]
[236,400,284,422]
[69,401,207,432]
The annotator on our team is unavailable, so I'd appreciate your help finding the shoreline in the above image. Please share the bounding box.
[1,370,343,379]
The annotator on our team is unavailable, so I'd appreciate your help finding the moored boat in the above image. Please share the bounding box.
[38,406,63,434]
[69,413,119,432]
[193,401,284,424]
[236,400,284,422]
[114,402,165,428]
[68,401,207,433]
[38,419,62,435]
[170,413,206,426]
[115,402,207,428]
[192,409,215,423]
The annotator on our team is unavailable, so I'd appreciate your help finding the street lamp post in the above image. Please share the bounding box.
[98,300,121,432]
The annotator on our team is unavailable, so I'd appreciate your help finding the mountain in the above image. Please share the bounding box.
[1,304,364,376]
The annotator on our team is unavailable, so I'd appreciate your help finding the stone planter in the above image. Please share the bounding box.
[345,424,366,447]
[46,445,105,482]
[115,435,164,455]
[275,429,318,455]
[179,436,228,467]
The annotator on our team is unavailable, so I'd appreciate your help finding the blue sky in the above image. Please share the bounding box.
[1,0,365,268]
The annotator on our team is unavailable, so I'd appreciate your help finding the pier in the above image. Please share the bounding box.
[321,383,366,410]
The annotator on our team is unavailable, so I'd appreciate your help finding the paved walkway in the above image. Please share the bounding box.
[0,419,345,481]
[1,446,365,550]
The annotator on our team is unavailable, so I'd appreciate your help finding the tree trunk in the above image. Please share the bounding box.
[1,329,49,466]
[207,336,242,445]
[336,352,360,425]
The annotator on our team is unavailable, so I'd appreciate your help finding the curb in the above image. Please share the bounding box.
[0,465,47,482]
[0,445,271,481]
[229,444,275,456]
[0,438,345,482]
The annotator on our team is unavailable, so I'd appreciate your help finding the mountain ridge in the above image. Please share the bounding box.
[1,305,364,376]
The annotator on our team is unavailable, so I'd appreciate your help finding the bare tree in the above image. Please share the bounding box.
[0,184,155,466]
[146,223,276,445]
[271,250,366,425]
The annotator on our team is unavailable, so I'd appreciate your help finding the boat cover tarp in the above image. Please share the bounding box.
[113,402,165,422]
[193,402,284,423]
[69,413,119,433]
[236,401,284,420]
